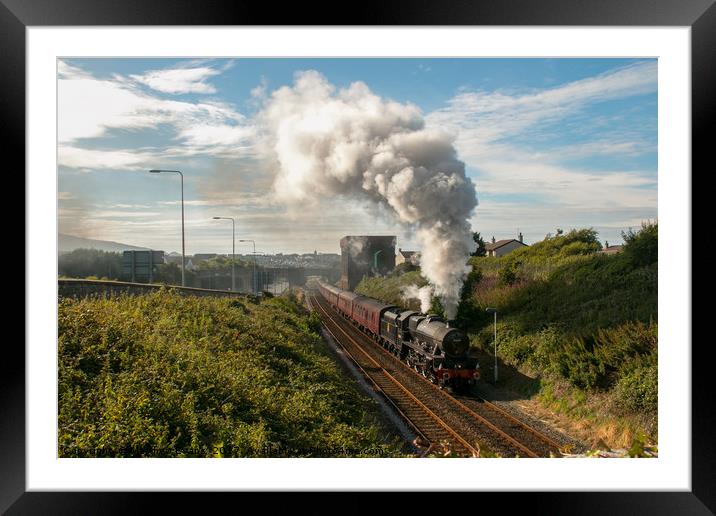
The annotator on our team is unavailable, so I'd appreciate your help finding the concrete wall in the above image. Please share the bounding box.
[58,279,249,299]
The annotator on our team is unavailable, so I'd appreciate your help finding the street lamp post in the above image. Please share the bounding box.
[239,239,256,294]
[149,169,185,286]
[486,307,498,383]
[212,216,235,291]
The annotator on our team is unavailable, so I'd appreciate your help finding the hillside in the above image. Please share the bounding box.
[58,290,404,457]
[59,233,149,254]
[355,224,658,448]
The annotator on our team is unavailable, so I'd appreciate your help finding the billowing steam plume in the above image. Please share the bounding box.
[400,284,435,314]
[260,71,478,318]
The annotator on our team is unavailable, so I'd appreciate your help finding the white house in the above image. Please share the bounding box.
[486,233,528,257]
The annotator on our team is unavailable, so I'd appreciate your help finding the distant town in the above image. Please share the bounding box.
[58,229,625,297]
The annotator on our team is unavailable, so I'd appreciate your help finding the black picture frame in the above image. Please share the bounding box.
[5,0,707,513]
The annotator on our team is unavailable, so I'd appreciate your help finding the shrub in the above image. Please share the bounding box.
[622,221,658,267]
[393,261,419,275]
[58,291,403,457]
[306,311,323,333]
[554,337,601,389]
[494,327,534,368]
[614,359,658,414]
[592,321,657,382]
[498,261,520,286]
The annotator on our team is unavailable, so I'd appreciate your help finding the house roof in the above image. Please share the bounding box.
[398,249,418,258]
[599,245,624,254]
[486,239,527,251]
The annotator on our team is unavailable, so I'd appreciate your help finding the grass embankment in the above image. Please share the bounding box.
[356,225,658,450]
[58,289,405,457]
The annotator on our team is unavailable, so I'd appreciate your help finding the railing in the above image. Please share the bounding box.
[58,278,249,299]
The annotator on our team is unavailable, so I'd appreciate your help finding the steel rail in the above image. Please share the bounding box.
[310,294,480,457]
[312,289,556,458]
[305,294,434,449]
[457,395,564,456]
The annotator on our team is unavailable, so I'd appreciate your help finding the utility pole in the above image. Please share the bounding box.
[486,307,498,383]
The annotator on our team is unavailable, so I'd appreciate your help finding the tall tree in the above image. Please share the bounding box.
[471,232,486,257]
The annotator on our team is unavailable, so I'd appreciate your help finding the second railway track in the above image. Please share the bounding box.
[308,290,563,458]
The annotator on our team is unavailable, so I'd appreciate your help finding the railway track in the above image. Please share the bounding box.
[308,290,563,458]
[307,293,480,457]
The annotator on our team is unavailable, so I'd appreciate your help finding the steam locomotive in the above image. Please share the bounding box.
[317,281,479,390]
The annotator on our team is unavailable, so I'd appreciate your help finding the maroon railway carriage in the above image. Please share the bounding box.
[337,290,360,318]
[351,295,396,337]
[316,280,479,390]
[318,281,341,308]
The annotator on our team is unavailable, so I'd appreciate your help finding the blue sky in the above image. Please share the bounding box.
[58,58,657,254]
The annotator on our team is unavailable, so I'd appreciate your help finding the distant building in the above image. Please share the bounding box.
[486,233,528,257]
[396,248,420,266]
[600,241,624,255]
[340,235,396,290]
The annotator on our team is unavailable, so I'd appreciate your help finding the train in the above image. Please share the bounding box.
[316,280,479,391]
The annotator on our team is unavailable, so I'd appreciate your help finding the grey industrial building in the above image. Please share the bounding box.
[339,235,396,290]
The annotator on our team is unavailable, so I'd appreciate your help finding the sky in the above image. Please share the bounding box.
[58,58,657,255]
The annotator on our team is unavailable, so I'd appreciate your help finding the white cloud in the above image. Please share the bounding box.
[57,60,658,253]
[176,123,255,154]
[93,210,161,218]
[427,60,657,163]
[57,60,251,156]
[58,73,243,143]
[475,159,655,208]
[130,66,221,94]
[424,60,658,240]
[58,145,160,170]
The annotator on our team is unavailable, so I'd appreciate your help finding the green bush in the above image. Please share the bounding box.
[614,359,658,414]
[306,311,323,333]
[58,291,403,457]
[592,321,658,381]
[392,261,419,275]
[355,271,428,309]
[358,224,657,421]
[493,326,534,368]
[622,221,658,268]
[498,261,520,286]
[556,337,601,389]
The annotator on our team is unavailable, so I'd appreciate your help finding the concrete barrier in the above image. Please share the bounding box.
[58,279,251,299]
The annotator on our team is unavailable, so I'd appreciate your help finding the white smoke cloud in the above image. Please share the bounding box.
[400,284,435,314]
[260,71,478,318]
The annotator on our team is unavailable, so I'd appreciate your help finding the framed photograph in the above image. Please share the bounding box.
[8,0,708,512]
